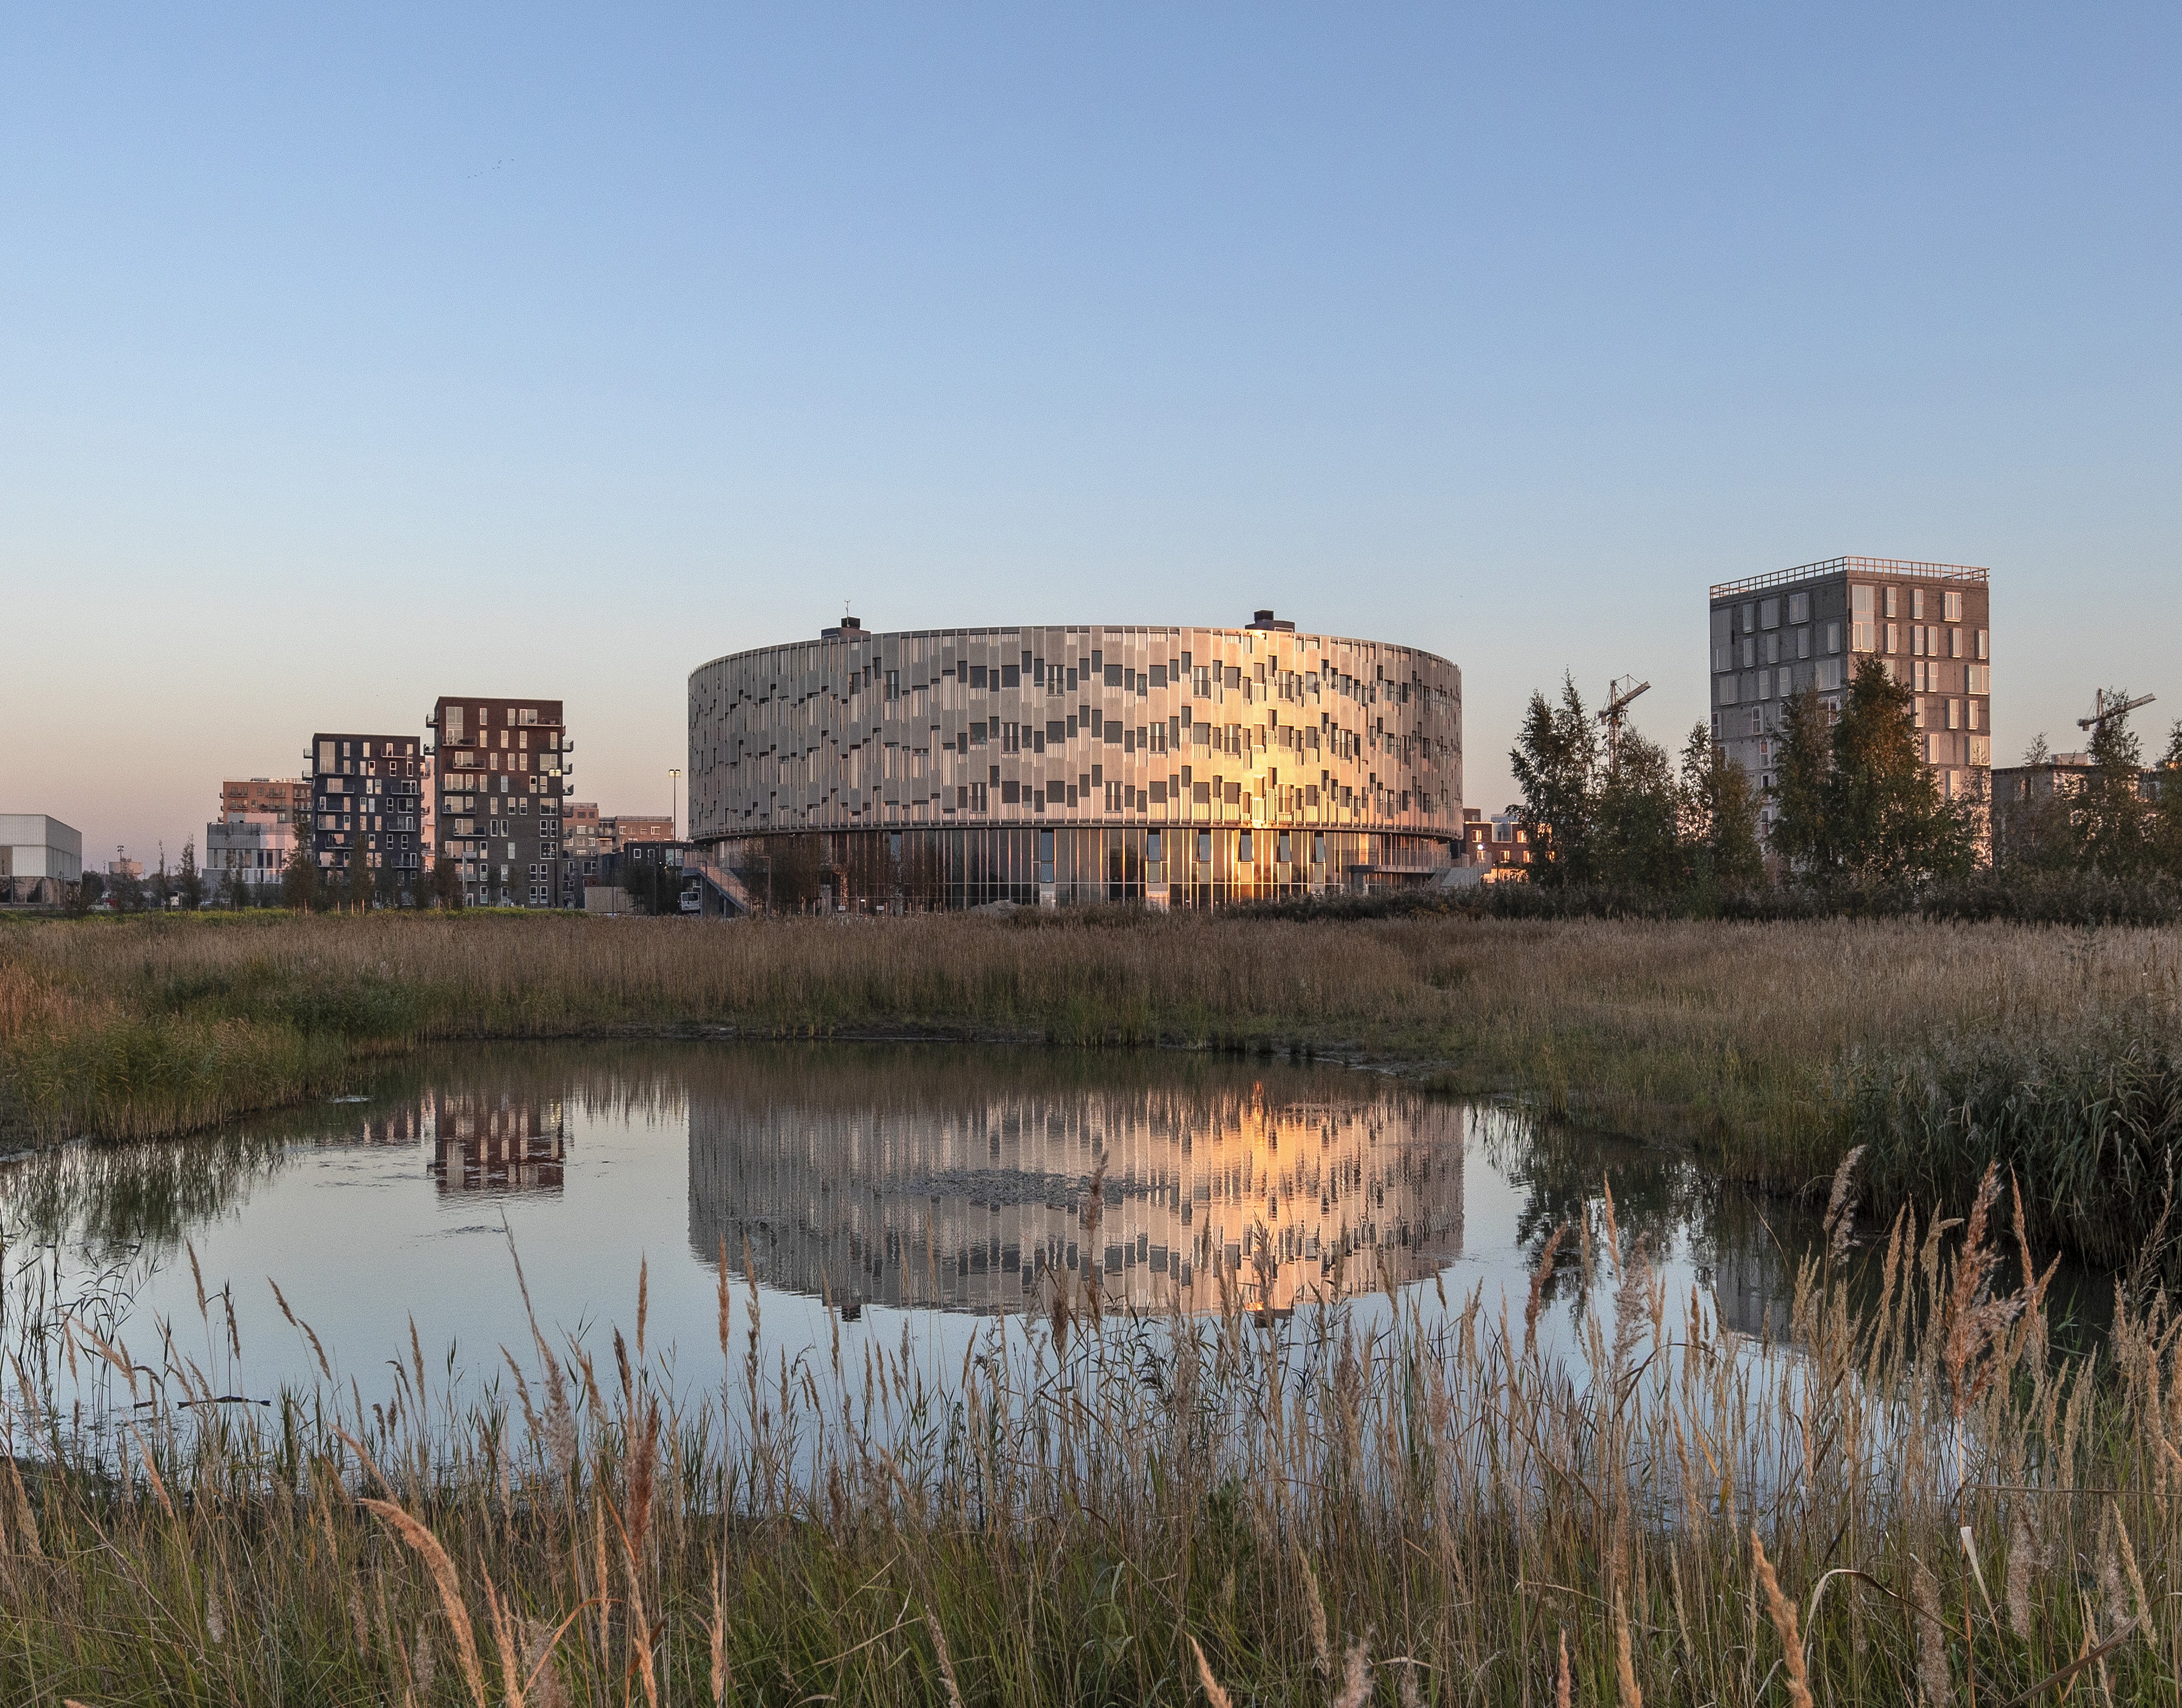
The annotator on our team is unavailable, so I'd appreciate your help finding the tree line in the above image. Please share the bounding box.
[1512,658,2182,895]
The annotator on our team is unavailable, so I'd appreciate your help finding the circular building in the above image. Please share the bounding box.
[687,611,1461,910]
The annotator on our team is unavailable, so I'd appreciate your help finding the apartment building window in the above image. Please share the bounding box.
[1741,603,1756,634]
[1943,591,1963,622]
[1885,622,1898,654]
[1788,592,1810,623]
[1976,628,1989,661]
[1948,699,1962,730]
[1760,598,1779,629]
[1740,638,1756,669]
[1948,628,1962,658]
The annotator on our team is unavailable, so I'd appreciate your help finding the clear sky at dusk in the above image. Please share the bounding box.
[4,6,2177,868]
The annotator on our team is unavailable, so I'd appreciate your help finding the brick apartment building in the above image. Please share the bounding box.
[221,777,311,823]
[307,734,433,889]
[428,697,571,907]
[1461,805,1535,878]
[1709,556,1991,834]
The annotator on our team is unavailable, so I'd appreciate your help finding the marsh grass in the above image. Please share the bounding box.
[6,912,2180,1213]
[2,1159,2176,1704]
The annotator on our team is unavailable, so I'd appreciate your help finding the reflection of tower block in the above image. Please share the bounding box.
[431,1096,567,1195]
[316,1103,426,1149]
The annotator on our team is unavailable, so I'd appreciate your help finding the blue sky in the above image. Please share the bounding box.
[5,5,2177,867]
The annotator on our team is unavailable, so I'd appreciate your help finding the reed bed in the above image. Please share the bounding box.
[5,911,2179,1203]
[2,1156,2175,1705]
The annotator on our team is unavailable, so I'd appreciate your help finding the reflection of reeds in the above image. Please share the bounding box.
[4,1160,2176,1703]
[6,913,2177,1213]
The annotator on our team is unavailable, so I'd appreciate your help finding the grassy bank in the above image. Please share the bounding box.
[2,1162,2174,1704]
[4,909,2178,1243]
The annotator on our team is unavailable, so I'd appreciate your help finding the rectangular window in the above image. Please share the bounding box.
[1717,676,1739,705]
[1851,585,1873,616]
[1968,700,1981,731]
[1741,603,1756,634]
[1885,622,1898,654]
[1766,633,1780,665]
[1914,697,1926,730]
[1883,586,1898,618]
[1760,597,1779,629]
[1949,628,1962,658]
[1976,628,1988,660]
[1911,588,1925,619]
[1001,664,1019,688]
[1948,699,1962,730]
[1944,590,1963,622]
[1797,627,1811,660]
[1788,591,1810,624]
[1826,620,1842,654]
[1001,781,1019,804]
[1740,638,1755,669]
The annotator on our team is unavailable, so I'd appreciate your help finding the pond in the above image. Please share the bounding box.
[1,1042,1837,1420]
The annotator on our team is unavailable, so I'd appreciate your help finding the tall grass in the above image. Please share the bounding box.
[5,911,2178,1206]
[2,1157,2174,1704]
[1849,1018,2182,1269]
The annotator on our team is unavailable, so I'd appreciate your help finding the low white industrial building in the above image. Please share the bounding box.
[1,814,84,904]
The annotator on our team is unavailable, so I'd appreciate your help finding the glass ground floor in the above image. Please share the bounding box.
[708,825,1456,911]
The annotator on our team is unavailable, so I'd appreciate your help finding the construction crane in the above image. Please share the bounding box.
[2077,689,2155,732]
[1597,675,1651,763]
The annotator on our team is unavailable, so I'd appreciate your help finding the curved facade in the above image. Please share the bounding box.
[688,615,1461,908]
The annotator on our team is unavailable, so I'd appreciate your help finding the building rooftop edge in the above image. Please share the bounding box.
[687,625,1460,681]
[1710,556,1990,599]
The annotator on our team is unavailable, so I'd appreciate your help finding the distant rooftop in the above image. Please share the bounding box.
[1711,555,1989,600]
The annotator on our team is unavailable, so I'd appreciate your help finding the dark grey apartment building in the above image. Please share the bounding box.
[427,697,572,907]
[1709,556,1991,831]
[307,733,433,887]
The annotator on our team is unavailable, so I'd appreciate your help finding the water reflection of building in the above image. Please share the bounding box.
[687,1079,1464,1316]
[294,1087,568,1196]
[309,1103,429,1149]
[427,1089,567,1195]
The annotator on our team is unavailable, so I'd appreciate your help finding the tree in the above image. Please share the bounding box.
[282,846,322,911]
[177,838,203,911]
[65,871,105,916]
[431,855,463,910]
[1592,726,1684,890]
[2153,721,2182,882]
[1677,724,1766,892]
[376,857,404,911]
[344,854,376,914]
[1991,731,2070,871]
[2073,689,2150,876]
[1767,661,1975,886]
[109,866,145,913]
[149,848,172,911]
[1509,675,1600,887]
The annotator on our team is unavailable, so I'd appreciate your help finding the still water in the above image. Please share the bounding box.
[1,1043,1823,1409]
